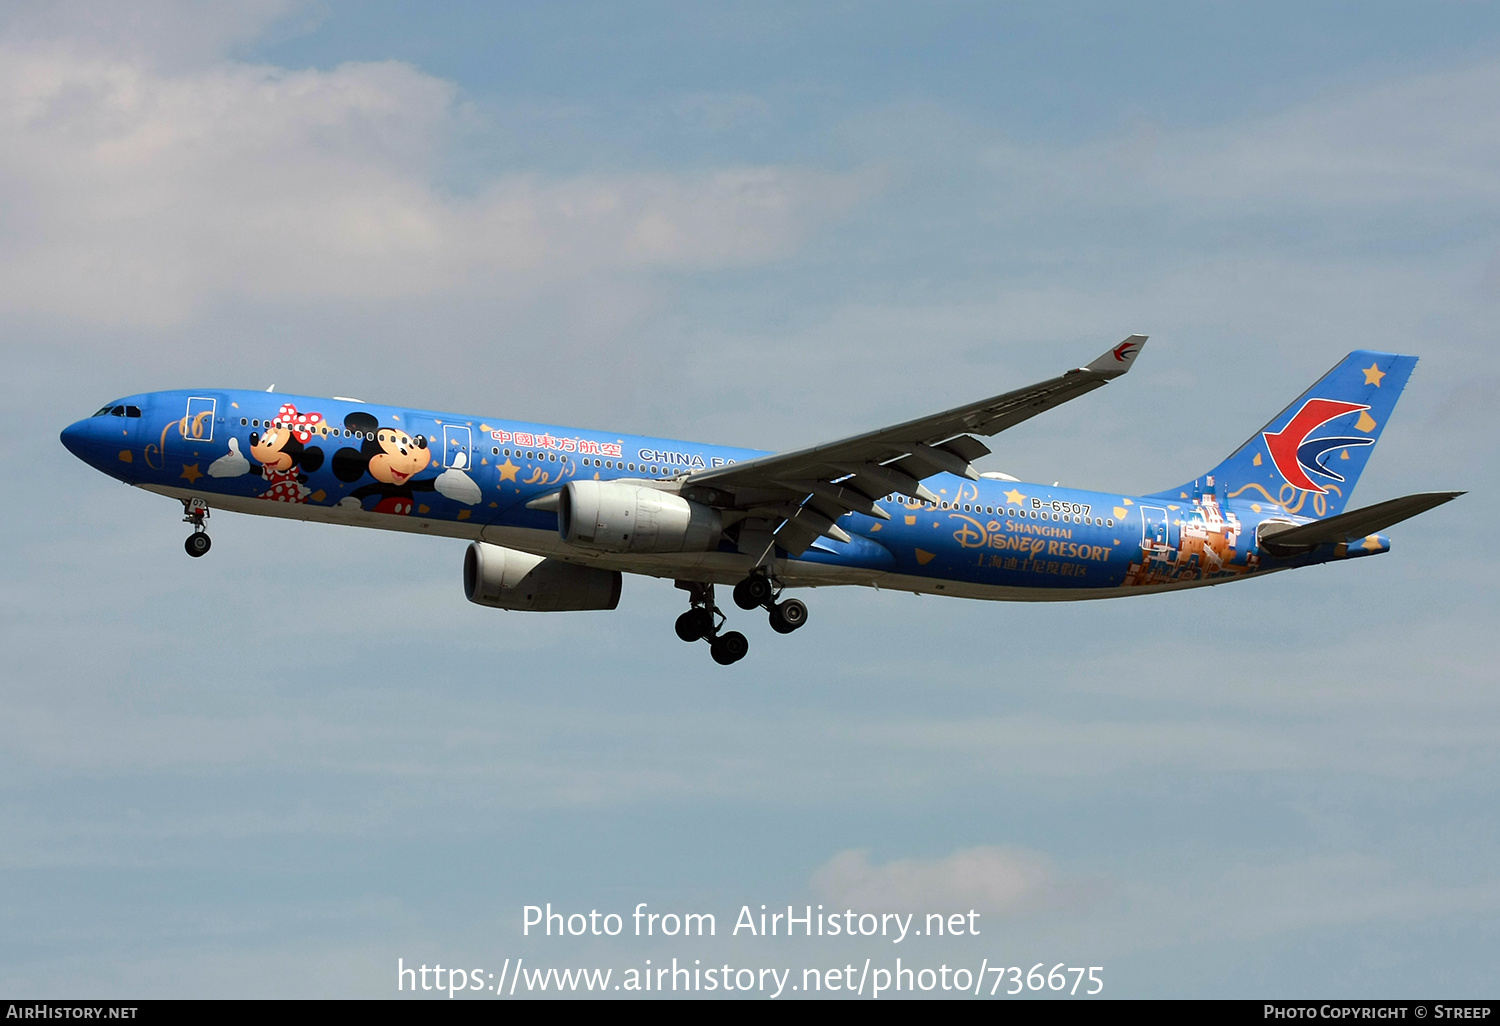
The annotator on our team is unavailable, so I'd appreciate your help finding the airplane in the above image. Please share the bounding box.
[60,338,1461,665]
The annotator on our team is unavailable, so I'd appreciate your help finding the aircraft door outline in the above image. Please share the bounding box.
[442,425,472,469]
[1140,505,1171,551]
[182,396,216,443]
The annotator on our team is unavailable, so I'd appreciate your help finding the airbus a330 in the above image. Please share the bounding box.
[61,338,1459,664]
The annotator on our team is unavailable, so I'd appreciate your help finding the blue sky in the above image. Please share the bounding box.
[1,0,1497,998]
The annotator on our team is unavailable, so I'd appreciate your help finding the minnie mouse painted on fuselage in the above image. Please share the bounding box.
[332,411,436,515]
[249,404,326,502]
[205,402,326,502]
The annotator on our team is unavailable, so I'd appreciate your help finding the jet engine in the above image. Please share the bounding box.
[463,542,621,611]
[558,480,723,553]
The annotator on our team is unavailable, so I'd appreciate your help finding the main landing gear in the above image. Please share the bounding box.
[733,570,808,635]
[675,571,808,665]
[182,498,212,558]
[674,582,748,665]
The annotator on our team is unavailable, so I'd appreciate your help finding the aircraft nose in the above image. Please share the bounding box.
[60,417,97,459]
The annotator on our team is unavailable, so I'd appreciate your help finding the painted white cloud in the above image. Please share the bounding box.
[0,44,871,327]
[811,846,1059,914]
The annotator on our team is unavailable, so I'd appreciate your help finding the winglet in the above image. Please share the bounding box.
[1084,335,1147,378]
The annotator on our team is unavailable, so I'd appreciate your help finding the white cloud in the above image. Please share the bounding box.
[1092,854,1500,959]
[979,60,1500,212]
[845,707,1500,782]
[0,0,300,67]
[811,845,1061,914]
[0,44,872,327]
[1151,62,1500,206]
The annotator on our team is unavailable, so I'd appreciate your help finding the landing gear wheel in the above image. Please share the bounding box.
[675,608,714,643]
[180,498,211,556]
[768,597,808,634]
[710,630,749,665]
[674,581,752,664]
[733,574,774,610]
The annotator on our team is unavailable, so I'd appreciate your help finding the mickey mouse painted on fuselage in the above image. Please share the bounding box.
[332,411,436,515]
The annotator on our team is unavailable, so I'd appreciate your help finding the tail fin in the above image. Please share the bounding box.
[1149,350,1418,519]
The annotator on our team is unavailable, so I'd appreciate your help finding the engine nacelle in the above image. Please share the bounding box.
[558,480,723,554]
[463,542,621,611]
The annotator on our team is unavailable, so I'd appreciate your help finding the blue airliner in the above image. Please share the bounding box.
[61,338,1459,664]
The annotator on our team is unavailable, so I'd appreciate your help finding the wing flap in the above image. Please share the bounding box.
[775,479,891,520]
[886,452,951,482]
[937,434,993,462]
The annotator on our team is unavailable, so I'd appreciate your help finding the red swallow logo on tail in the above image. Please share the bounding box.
[1263,398,1373,493]
[1112,340,1138,362]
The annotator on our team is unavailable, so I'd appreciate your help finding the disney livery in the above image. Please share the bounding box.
[60,339,1460,664]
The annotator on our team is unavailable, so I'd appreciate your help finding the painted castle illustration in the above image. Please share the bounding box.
[1123,476,1262,587]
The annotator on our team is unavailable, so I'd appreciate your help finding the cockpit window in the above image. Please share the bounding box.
[124,405,142,418]
[111,405,126,416]
[93,405,113,417]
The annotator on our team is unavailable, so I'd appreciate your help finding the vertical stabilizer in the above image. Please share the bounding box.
[1149,350,1417,519]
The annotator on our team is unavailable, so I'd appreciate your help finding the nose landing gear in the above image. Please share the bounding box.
[182,498,212,557]
[674,582,749,665]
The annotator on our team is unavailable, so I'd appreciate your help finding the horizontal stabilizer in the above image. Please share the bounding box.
[1259,491,1462,555]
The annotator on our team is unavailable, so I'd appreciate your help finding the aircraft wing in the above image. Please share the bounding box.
[681,335,1147,557]
[1258,491,1463,555]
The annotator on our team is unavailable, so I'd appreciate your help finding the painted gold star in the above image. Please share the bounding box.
[180,463,203,483]
[1004,488,1025,506]
[497,459,519,482]
[1362,362,1385,387]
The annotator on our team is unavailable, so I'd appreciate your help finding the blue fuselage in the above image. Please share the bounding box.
[61,388,1388,599]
